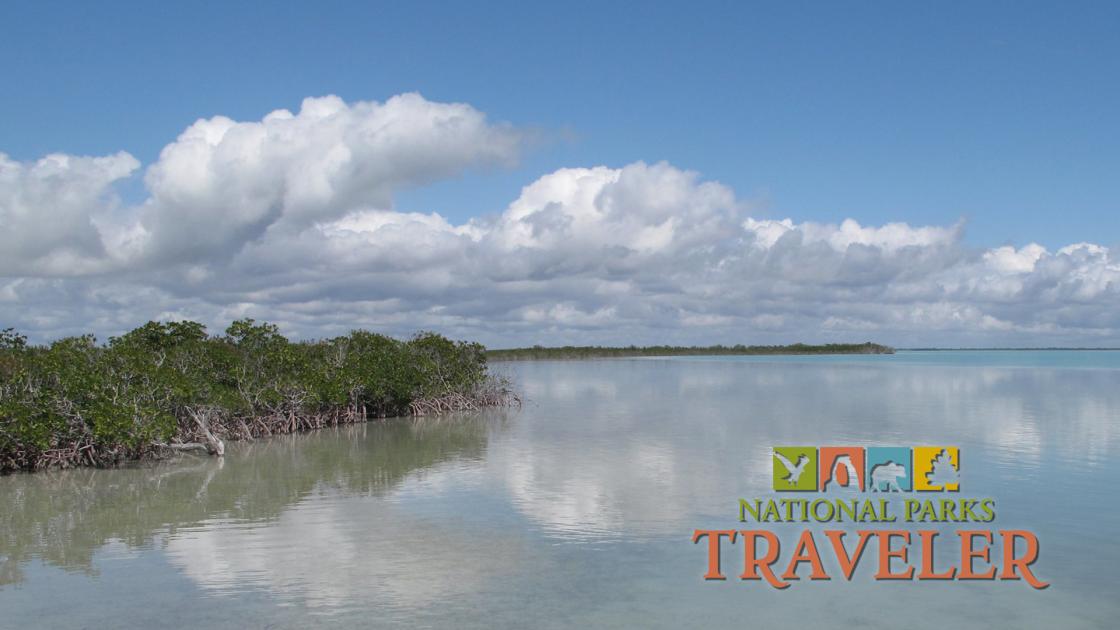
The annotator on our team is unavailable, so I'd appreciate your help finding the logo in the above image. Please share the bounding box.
[913,446,959,491]
[867,446,911,492]
[771,446,816,491]
[819,446,865,491]
[773,446,959,492]
[692,443,1049,590]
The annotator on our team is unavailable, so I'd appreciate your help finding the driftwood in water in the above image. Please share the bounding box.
[189,407,226,456]
[156,406,226,457]
[154,442,211,454]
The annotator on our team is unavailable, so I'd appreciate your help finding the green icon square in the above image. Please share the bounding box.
[773,446,818,491]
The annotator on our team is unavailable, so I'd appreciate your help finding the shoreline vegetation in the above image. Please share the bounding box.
[903,347,1120,351]
[0,320,518,474]
[487,342,894,361]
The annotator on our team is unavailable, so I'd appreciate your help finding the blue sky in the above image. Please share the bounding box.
[2,1,1120,346]
[3,0,1117,248]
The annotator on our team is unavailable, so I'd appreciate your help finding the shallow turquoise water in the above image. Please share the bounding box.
[1,352,1117,628]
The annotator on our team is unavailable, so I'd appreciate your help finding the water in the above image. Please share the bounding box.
[1,351,1118,628]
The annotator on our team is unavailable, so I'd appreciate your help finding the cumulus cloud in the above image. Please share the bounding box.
[0,151,139,275]
[137,93,521,264]
[1,93,520,276]
[1,94,1118,346]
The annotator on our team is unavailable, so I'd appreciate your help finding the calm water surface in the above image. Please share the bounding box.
[1,351,1118,628]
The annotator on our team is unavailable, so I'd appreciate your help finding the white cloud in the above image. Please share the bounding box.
[137,93,520,265]
[0,151,139,275]
[983,243,1047,274]
[1,94,1119,346]
[744,217,959,253]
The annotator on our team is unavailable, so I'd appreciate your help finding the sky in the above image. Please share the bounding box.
[1,1,1119,347]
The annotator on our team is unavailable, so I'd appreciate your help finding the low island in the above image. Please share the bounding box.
[487,342,894,360]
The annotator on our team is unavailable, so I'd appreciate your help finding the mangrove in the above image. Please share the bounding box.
[0,320,518,473]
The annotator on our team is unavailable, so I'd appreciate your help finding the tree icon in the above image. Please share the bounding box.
[925,449,959,489]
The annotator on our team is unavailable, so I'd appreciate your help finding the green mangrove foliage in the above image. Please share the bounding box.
[487,342,895,360]
[0,320,517,473]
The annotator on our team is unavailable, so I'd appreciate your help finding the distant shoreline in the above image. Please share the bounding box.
[901,347,1120,351]
[487,342,894,360]
[487,344,1120,360]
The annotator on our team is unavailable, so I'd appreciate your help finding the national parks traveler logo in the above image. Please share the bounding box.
[773,446,959,492]
[692,443,1049,590]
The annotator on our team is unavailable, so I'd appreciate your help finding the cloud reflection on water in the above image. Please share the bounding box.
[2,356,1118,627]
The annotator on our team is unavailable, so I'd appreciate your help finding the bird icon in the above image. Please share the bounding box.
[774,451,810,486]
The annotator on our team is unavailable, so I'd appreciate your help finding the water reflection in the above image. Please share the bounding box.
[493,359,1119,541]
[1,356,1118,628]
[1,413,504,588]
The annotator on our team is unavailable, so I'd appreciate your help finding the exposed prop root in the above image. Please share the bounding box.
[408,383,521,416]
[13,378,519,470]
